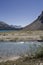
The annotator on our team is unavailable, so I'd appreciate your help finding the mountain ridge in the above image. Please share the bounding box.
[0,21,22,30]
[0,11,43,30]
[23,11,43,30]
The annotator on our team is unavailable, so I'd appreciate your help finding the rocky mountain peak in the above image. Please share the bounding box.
[40,11,43,23]
[24,11,43,30]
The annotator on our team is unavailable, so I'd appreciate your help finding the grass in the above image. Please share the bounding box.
[40,36,43,40]
[0,30,43,65]
[0,30,43,41]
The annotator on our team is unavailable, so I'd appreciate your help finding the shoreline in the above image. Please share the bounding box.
[0,40,43,42]
[0,56,20,62]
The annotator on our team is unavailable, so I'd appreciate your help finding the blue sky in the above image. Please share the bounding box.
[0,0,43,27]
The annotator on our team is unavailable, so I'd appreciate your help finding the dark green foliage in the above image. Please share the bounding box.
[35,45,43,59]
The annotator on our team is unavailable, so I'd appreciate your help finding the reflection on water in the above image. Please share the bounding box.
[0,42,43,58]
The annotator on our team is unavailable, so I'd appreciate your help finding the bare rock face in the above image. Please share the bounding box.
[24,11,43,30]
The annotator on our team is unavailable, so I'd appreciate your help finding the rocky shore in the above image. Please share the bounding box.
[0,56,43,65]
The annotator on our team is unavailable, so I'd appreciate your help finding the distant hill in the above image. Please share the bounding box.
[0,21,22,30]
[23,11,43,30]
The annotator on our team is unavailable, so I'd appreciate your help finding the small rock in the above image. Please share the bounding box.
[40,63,43,65]
[14,64,16,65]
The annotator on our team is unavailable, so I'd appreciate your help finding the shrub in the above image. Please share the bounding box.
[35,46,43,58]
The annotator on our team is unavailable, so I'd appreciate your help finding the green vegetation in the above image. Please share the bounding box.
[35,46,43,58]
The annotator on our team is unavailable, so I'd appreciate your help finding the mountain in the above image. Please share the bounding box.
[23,11,43,30]
[0,11,43,30]
[0,21,22,30]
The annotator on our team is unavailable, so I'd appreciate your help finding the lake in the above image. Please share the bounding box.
[0,41,43,60]
[0,30,15,32]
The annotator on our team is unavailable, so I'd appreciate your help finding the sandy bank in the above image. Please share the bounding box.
[0,56,20,62]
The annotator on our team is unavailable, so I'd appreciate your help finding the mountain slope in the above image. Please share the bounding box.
[23,11,43,30]
[0,21,22,30]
